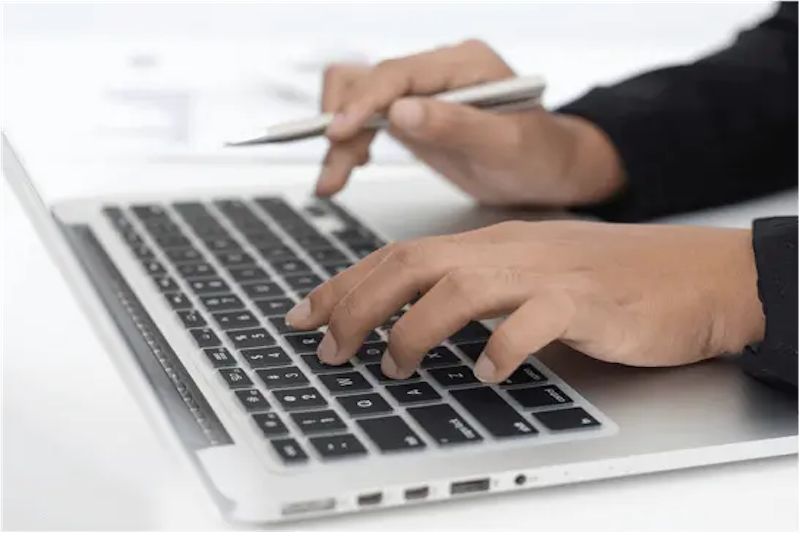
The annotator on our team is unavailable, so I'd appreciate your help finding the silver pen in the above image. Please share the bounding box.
[225,75,546,146]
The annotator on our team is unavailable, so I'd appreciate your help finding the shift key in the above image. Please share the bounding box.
[450,387,538,439]
[407,404,482,446]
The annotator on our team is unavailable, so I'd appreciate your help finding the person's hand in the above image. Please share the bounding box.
[316,40,624,208]
[287,221,764,382]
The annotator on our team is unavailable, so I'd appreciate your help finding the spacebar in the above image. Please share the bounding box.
[450,387,538,438]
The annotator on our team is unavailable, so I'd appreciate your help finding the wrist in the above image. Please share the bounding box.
[712,229,766,355]
[553,114,626,206]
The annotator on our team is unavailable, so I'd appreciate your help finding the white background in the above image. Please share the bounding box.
[2,2,797,531]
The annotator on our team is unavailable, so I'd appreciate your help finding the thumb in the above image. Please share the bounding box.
[387,97,522,158]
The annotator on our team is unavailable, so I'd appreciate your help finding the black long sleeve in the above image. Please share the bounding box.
[559,2,797,222]
[558,3,798,390]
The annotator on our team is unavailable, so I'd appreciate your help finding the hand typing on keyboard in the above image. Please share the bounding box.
[287,220,764,383]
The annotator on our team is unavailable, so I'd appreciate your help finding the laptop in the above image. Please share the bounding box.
[3,133,797,524]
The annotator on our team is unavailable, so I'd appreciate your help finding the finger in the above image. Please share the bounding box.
[327,40,513,140]
[475,290,575,383]
[321,63,369,112]
[316,133,375,196]
[388,97,526,162]
[288,221,535,330]
[286,245,391,329]
[318,239,466,365]
[383,268,530,378]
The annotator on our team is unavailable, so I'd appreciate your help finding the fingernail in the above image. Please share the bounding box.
[286,298,311,327]
[391,99,425,130]
[473,353,498,383]
[380,350,409,379]
[317,332,338,363]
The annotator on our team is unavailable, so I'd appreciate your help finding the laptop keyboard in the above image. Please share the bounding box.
[103,197,605,465]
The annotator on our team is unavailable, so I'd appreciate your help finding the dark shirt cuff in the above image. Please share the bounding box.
[737,217,798,391]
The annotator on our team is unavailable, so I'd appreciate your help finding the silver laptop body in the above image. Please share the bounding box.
[3,134,796,524]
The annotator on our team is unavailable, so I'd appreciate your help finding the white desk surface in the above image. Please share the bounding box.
[2,155,797,531]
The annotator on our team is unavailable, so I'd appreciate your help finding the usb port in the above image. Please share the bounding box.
[404,486,430,501]
[451,478,490,495]
[357,492,383,506]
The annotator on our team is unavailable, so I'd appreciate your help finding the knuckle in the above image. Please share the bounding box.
[459,38,490,52]
[328,295,367,336]
[441,269,476,297]
[388,241,426,268]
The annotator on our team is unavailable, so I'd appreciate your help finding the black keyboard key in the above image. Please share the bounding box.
[268,315,295,335]
[235,389,271,412]
[533,407,600,431]
[407,404,483,446]
[256,366,309,389]
[450,322,492,344]
[450,387,538,439]
[142,259,166,276]
[318,371,372,395]
[190,328,222,348]
[427,365,479,388]
[241,281,285,300]
[130,243,155,260]
[189,278,230,295]
[177,262,216,279]
[203,238,241,253]
[421,347,461,368]
[154,234,192,249]
[293,234,330,249]
[241,347,291,369]
[274,387,327,411]
[255,297,296,317]
[200,294,244,312]
[253,412,288,437]
[219,367,253,389]
[120,229,144,246]
[455,341,486,362]
[291,410,346,435]
[385,382,441,404]
[164,292,192,310]
[247,233,283,249]
[285,332,324,354]
[153,276,179,292]
[131,204,168,219]
[358,416,426,452]
[301,354,353,374]
[323,262,352,277]
[203,347,236,367]
[294,289,313,299]
[165,247,203,264]
[364,330,382,343]
[509,385,573,409]
[213,310,259,330]
[310,434,367,459]
[270,438,309,464]
[332,227,377,244]
[365,364,420,383]
[269,257,312,276]
[257,245,297,262]
[501,364,546,387]
[337,393,392,417]
[355,342,386,363]
[226,328,275,349]
[216,251,256,267]
[307,247,348,265]
[284,273,323,291]
[176,309,206,328]
[228,266,270,283]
